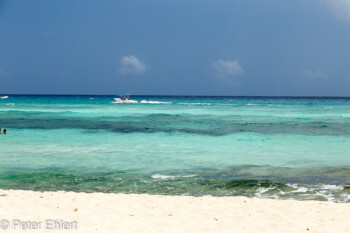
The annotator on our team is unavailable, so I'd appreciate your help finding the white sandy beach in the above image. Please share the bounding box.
[0,190,349,233]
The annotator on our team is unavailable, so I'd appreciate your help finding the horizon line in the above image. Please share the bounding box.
[1,94,350,98]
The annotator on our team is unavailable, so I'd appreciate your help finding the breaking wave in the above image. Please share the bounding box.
[0,168,349,202]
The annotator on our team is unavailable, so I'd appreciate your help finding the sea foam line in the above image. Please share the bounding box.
[151,174,197,180]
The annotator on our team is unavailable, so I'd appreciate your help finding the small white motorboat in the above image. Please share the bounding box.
[114,95,138,103]
[1,96,8,99]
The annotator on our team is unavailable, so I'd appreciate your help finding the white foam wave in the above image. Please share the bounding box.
[140,100,171,104]
[253,183,350,202]
[256,187,273,194]
[151,174,197,180]
[340,193,350,202]
[321,185,343,190]
[151,174,175,180]
[291,187,308,193]
[255,186,275,198]
[286,183,298,189]
[315,191,335,202]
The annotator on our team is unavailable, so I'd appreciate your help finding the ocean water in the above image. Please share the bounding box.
[1,95,350,202]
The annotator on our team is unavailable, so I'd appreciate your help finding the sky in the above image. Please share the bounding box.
[0,0,350,96]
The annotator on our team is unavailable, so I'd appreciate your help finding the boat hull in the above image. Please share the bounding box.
[114,98,138,103]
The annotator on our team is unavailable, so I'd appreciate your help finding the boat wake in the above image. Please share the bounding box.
[140,100,172,104]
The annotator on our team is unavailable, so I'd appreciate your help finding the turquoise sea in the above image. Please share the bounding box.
[1,95,350,202]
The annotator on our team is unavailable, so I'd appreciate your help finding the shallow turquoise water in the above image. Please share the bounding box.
[1,96,350,202]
